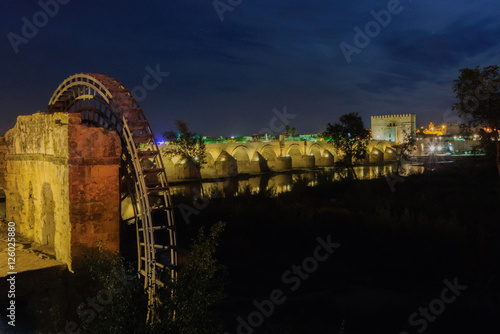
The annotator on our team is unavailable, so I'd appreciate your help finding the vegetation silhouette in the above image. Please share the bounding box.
[453,65,500,176]
[323,113,370,179]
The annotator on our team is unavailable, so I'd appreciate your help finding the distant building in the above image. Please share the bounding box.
[371,114,416,142]
[417,122,461,137]
[420,122,446,136]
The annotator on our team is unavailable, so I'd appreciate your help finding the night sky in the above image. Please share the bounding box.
[1,0,499,137]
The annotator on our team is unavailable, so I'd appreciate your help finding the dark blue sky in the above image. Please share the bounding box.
[1,0,499,137]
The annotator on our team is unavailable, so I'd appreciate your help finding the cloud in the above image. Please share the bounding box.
[0,0,499,136]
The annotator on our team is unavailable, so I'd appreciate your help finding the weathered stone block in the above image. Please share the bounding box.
[3,112,121,271]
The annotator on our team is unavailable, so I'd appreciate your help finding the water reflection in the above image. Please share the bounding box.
[169,163,424,197]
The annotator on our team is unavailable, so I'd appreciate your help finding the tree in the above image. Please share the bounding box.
[323,113,370,179]
[160,221,227,334]
[390,130,417,175]
[452,65,500,175]
[163,120,207,178]
[74,223,227,334]
[284,125,297,137]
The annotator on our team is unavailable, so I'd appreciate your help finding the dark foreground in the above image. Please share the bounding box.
[2,158,499,333]
[175,158,500,333]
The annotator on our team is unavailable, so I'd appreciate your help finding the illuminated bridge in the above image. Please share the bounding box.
[160,140,399,180]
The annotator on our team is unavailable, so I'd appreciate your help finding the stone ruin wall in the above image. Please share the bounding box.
[2,112,121,271]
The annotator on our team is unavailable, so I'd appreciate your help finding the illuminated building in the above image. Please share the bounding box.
[371,114,416,142]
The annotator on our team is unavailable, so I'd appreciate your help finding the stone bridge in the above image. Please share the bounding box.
[161,139,398,180]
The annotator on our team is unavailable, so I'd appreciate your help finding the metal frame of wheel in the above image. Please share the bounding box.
[45,73,177,321]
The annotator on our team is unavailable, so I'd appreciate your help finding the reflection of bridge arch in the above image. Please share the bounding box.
[45,73,176,320]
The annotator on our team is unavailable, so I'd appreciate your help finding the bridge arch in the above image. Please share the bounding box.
[369,147,384,163]
[205,147,221,163]
[231,145,250,161]
[286,144,302,157]
[45,73,176,319]
[308,144,322,159]
[216,150,233,162]
[260,145,278,161]
[204,152,215,165]
[322,149,333,158]
[251,151,263,161]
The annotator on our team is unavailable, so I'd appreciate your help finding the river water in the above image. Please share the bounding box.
[169,163,425,197]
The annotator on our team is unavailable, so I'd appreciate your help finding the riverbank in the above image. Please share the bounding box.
[168,161,415,196]
[168,160,401,185]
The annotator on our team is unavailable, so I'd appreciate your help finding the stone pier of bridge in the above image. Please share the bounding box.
[160,139,398,181]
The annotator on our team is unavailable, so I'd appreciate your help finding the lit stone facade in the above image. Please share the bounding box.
[1,112,121,271]
[371,114,416,142]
